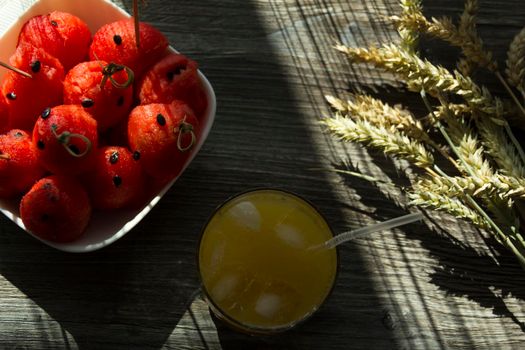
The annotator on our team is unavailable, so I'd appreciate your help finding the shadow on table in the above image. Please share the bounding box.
[270,0,525,346]
[0,209,202,349]
[0,0,395,349]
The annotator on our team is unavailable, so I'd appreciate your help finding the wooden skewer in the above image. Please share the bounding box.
[133,0,140,48]
[0,61,32,78]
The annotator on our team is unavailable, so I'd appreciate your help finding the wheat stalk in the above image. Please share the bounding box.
[444,116,494,184]
[322,114,434,168]
[393,1,525,123]
[458,0,477,38]
[339,43,525,176]
[506,27,525,94]
[416,175,476,198]
[324,1,525,268]
[476,116,525,178]
[336,44,506,119]
[409,188,488,229]
[398,0,422,54]
[391,11,496,71]
[325,94,430,142]
[489,174,525,200]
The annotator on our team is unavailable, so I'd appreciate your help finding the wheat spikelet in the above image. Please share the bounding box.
[336,43,505,119]
[325,94,432,144]
[409,188,488,229]
[476,116,525,177]
[398,0,422,54]
[416,175,476,198]
[426,103,471,124]
[458,0,477,38]
[457,57,474,76]
[322,115,434,168]
[391,2,496,71]
[444,116,494,184]
[488,175,525,199]
[506,27,525,88]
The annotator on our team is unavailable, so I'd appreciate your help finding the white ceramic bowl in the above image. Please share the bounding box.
[0,0,216,252]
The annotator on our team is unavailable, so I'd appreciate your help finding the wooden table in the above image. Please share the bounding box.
[1,0,524,348]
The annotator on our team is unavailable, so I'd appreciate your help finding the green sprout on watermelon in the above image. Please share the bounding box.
[100,62,134,89]
[176,116,196,152]
[50,124,92,158]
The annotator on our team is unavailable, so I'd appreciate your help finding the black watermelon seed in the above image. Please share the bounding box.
[117,96,124,106]
[156,114,166,126]
[69,144,80,155]
[113,34,122,45]
[37,140,45,149]
[132,151,141,160]
[14,131,23,138]
[109,151,119,164]
[30,60,41,73]
[81,98,94,108]
[113,175,122,187]
[6,92,16,100]
[166,67,184,81]
[50,20,58,27]
[42,182,52,190]
[41,108,51,119]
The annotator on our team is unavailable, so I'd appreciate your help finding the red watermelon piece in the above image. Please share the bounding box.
[64,60,133,131]
[137,53,208,119]
[84,146,145,210]
[0,96,8,134]
[1,44,64,132]
[32,105,98,175]
[18,11,91,70]
[89,19,168,79]
[0,129,45,198]
[20,175,91,242]
[127,101,199,185]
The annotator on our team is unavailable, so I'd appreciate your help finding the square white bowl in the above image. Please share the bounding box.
[0,0,216,252]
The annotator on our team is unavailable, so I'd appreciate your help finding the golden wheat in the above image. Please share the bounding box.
[506,27,525,89]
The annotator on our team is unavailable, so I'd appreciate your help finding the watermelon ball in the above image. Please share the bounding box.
[0,129,46,198]
[89,19,168,79]
[64,60,133,131]
[85,146,145,210]
[33,105,98,176]
[1,44,64,131]
[18,11,91,71]
[20,175,91,243]
[137,53,208,119]
[0,96,8,134]
[127,101,199,185]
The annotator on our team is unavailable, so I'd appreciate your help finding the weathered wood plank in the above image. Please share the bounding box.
[0,0,524,349]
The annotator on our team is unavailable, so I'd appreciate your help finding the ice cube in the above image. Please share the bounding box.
[274,223,305,249]
[210,242,225,267]
[253,281,301,323]
[255,293,282,319]
[227,200,261,231]
[211,274,239,302]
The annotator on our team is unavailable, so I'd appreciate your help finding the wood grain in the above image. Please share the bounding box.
[0,0,524,349]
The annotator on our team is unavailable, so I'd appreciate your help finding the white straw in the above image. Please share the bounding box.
[317,212,424,250]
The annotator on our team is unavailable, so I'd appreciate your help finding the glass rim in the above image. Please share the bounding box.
[196,187,340,335]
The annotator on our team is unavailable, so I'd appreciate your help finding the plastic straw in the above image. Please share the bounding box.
[317,212,424,250]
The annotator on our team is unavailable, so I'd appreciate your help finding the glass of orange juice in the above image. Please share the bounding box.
[198,188,338,334]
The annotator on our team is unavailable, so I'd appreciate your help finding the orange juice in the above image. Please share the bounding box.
[198,189,338,333]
